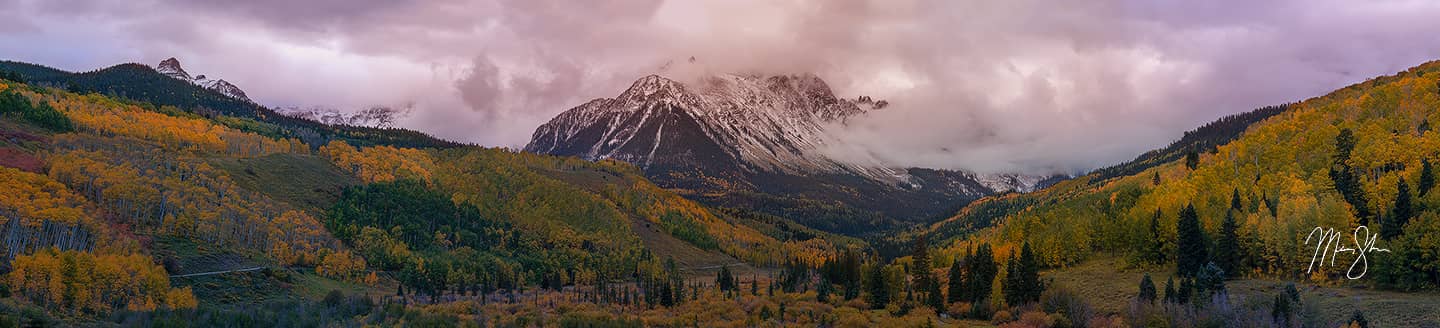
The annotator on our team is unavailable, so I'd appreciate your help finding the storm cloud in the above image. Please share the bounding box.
[3,0,1439,174]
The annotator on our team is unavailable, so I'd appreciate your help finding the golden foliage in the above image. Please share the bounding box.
[319,140,434,183]
[316,250,367,282]
[7,248,196,313]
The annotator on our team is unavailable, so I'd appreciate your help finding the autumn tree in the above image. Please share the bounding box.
[317,250,367,282]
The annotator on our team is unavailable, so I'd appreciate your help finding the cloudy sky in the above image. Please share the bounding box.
[3,0,1439,174]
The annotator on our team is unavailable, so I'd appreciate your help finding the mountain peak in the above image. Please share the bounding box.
[155,57,192,80]
[203,79,249,102]
[153,57,250,102]
[618,74,690,102]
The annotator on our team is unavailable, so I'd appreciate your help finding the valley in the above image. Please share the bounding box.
[0,54,1436,327]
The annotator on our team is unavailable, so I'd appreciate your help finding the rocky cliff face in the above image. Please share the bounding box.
[154,58,251,102]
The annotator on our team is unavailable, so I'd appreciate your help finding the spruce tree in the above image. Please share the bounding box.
[925,276,944,312]
[1176,204,1209,277]
[1420,159,1435,197]
[965,243,998,303]
[1383,178,1413,239]
[1231,189,1243,211]
[1185,150,1200,170]
[1149,209,1164,264]
[1138,274,1157,304]
[1330,128,1373,224]
[1003,255,1021,306]
[1264,193,1279,217]
[1002,245,1043,306]
[1013,242,1042,304]
[946,256,964,304]
[1215,210,1240,277]
[866,264,889,309]
[909,235,935,306]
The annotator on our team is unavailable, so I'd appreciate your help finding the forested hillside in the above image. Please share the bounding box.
[930,60,1440,291]
[0,61,458,149]
[0,73,854,325]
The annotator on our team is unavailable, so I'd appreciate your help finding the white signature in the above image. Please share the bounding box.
[1305,226,1390,279]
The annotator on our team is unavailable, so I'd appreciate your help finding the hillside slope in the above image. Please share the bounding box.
[0,74,846,324]
[930,60,1440,290]
[0,60,456,149]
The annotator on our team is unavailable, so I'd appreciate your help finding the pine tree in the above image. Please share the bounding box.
[1264,192,1279,217]
[1330,128,1373,224]
[1230,189,1243,211]
[1185,150,1200,170]
[1215,210,1240,277]
[1148,208,1165,264]
[1383,178,1413,239]
[716,266,735,292]
[1176,204,1209,277]
[925,275,944,312]
[909,235,938,310]
[1022,242,1043,302]
[866,264,889,309]
[1003,242,1043,305]
[1152,171,1161,185]
[1177,278,1193,304]
[1003,255,1021,306]
[964,243,998,303]
[1420,159,1435,197]
[1138,274,1157,304]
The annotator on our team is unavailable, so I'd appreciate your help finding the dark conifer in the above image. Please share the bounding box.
[1176,204,1208,276]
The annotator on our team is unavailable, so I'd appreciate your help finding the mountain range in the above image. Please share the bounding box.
[4,54,1438,326]
[526,72,1052,233]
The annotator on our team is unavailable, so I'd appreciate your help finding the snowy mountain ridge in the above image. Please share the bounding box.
[526,72,1043,194]
[155,58,251,102]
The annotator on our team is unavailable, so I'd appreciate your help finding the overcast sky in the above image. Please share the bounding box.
[3,0,1439,174]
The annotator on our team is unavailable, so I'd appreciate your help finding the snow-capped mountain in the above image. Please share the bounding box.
[155,58,251,102]
[527,73,1040,192]
[273,105,409,129]
[526,72,1045,228]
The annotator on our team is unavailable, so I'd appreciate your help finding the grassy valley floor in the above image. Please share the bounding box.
[1044,257,1440,327]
